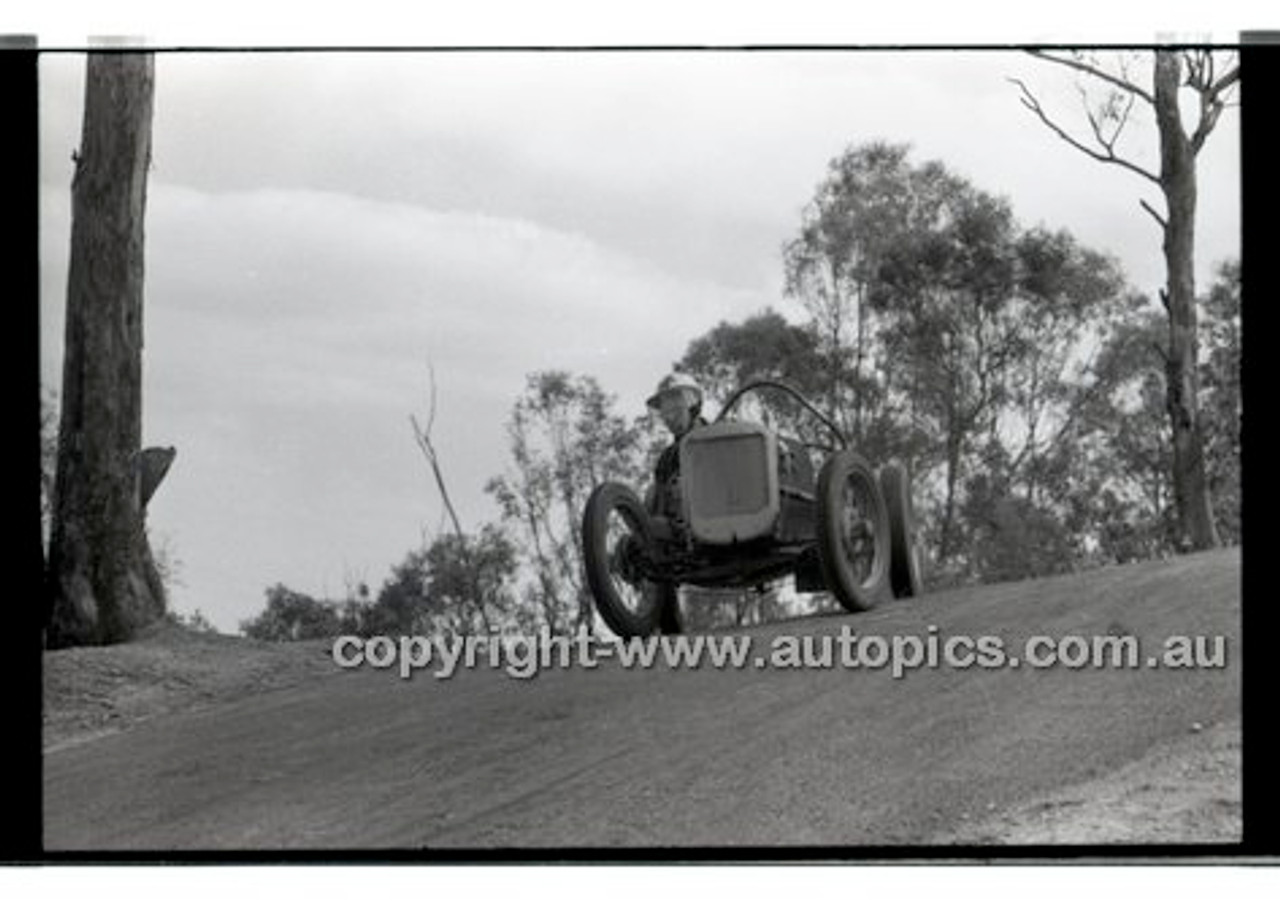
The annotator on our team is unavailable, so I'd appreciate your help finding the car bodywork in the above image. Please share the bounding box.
[582,379,921,636]
[645,417,826,592]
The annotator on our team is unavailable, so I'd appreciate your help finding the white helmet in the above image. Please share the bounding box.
[646,372,703,414]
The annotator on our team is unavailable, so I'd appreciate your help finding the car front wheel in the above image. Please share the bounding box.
[582,482,664,638]
[815,451,891,612]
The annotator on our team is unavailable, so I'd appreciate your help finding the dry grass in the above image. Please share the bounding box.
[43,619,339,751]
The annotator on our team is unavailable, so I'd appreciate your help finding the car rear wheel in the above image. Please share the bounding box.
[816,451,891,612]
[880,462,924,599]
[582,482,664,638]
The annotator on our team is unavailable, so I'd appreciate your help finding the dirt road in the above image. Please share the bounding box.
[43,549,1240,851]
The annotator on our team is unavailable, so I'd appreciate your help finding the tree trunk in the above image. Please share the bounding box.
[853,281,866,444]
[46,53,162,647]
[1153,51,1220,551]
[938,388,962,565]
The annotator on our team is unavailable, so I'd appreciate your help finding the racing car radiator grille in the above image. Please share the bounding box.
[686,432,770,518]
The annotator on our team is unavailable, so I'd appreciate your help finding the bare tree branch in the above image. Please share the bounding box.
[1183,51,1239,155]
[1190,102,1224,155]
[1109,91,1137,147]
[1181,49,1206,91]
[410,365,493,634]
[1139,198,1167,229]
[1077,84,1112,150]
[411,413,465,539]
[1009,77,1162,187]
[410,389,462,541]
[423,361,438,438]
[1210,63,1240,99]
[1189,67,1239,154]
[1027,49,1156,105]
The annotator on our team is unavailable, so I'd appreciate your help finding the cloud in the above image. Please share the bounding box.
[39,50,1240,302]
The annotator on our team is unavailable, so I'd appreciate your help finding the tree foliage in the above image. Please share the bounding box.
[240,584,346,642]
[783,142,919,444]
[167,607,220,635]
[675,308,825,437]
[677,308,821,405]
[486,371,645,634]
[1198,260,1241,544]
[242,526,520,642]
[784,145,1130,576]
[415,525,521,637]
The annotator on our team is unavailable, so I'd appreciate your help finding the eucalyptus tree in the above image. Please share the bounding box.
[783,142,918,444]
[47,53,164,647]
[789,144,1129,575]
[486,371,644,634]
[1011,49,1239,550]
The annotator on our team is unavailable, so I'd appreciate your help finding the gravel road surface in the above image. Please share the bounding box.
[44,549,1240,851]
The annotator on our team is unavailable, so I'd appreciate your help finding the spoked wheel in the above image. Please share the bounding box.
[582,482,664,638]
[816,451,891,612]
[880,462,924,599]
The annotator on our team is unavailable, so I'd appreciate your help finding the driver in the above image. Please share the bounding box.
[646,372,707,514]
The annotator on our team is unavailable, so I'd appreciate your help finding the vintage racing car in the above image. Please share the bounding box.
[581,379,923,637]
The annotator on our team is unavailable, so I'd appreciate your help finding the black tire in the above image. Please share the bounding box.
[582,482,663,638]
[879,462,924,599]
[815,450,891,612]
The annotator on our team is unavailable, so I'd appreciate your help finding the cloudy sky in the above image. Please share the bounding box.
[38,43,1242,632]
